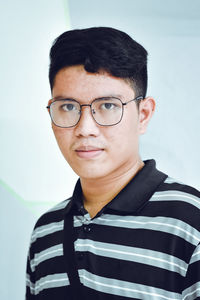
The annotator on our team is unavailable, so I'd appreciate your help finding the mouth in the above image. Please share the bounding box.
[75,146,104,159]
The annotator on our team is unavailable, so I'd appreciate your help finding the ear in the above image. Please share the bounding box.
[138,96,156,134]
[47,99,52,113]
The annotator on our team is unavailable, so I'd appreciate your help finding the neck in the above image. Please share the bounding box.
[80,158,144,218]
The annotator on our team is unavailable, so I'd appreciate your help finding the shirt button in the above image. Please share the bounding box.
[83,225,91,233]
[78,206,85,214]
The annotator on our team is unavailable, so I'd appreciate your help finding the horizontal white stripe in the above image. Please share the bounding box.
[31,244,63,271]
[150,191,200,209]
[35,278,68,293]
[48,199,70,212]
[92,215,200,246]
[78,269,181,299]
[31,221,64,243]
[189,244,200,264]
[34,273,69,295]
[75,239,187,275]
[26,274,34,293]
[74,214,91,226]
[34,248,62,263]
[182,282,200,300]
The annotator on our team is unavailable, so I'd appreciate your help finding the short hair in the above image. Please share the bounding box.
[49,27,148,98]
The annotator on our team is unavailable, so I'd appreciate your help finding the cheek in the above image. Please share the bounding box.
[108,114,139,142]
[109,119,140,161]
[106,121,139,153]
[52,126,73,153]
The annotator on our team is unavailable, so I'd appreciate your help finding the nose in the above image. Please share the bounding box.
[74,106,100,137]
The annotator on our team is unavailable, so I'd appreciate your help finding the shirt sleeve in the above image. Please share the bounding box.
[182,243,200,300]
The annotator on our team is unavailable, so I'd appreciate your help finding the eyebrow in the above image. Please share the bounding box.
[52,94,125,101]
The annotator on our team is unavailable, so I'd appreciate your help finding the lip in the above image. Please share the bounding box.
[75,146,104,159]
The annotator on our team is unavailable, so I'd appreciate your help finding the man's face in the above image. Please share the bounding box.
[50,65,153,180]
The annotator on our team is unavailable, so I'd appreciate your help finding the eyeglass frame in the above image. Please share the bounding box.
[46,95,143,128]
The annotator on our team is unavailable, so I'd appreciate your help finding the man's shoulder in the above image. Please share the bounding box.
[157,176,200,199]
[32,198,72,233]
[28,198,72,260]
[150,176,200,229]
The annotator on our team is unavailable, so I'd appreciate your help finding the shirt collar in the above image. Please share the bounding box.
[63,159,167,215]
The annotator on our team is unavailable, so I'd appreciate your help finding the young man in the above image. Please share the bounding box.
[26,27,200,299]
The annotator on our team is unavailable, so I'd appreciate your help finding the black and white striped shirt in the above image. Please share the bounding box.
[26,160,200,299]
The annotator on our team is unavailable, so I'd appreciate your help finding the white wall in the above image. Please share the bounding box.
[1,0,200,299]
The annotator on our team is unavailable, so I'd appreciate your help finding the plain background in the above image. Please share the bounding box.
[0,0,200,298]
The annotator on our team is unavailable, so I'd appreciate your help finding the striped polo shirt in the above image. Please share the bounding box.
[26,160,200,299]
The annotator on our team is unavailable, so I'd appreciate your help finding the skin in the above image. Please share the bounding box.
[48,65,155,218]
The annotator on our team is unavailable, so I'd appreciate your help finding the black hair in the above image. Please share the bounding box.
[49,27,148,98]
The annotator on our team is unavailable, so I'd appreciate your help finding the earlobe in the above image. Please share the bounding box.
[139,97,156,134]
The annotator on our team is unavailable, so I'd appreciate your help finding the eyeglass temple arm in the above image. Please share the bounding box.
[122,96,143,106]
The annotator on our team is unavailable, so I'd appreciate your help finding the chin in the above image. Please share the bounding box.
[72,166,107,180]
[77,171,106,180]
[67,158,107,179]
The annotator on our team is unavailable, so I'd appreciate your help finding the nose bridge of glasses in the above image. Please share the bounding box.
[80,103,92,109]
[79,103,96,115]
[78,102,96,119]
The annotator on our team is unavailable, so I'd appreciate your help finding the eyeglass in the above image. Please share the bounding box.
[46,96,143,128]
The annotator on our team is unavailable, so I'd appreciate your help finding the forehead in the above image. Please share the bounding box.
[52,65,135,100]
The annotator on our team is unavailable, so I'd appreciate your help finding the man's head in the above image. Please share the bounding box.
[49,27,148,99]
[47,27,155,181]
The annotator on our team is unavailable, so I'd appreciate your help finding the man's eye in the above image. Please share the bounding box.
[101,103,116,110]
[61,103,76,111]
